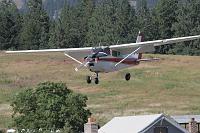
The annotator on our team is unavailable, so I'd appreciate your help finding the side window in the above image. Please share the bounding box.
[154,127,168,133]
[112,50,120,57]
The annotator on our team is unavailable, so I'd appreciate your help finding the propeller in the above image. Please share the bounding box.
[75,56,91,71]
[75,51,99,71]
[74,48,108,71]
[75,62,89,71]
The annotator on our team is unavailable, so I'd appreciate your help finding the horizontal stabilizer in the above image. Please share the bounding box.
[138,58,160,62]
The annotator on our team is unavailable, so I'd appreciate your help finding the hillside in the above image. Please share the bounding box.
[12,0,158,8]
[0,52,200,128]
[11,0,158,18]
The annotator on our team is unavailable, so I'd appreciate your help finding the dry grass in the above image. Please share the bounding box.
[0,52,200,127]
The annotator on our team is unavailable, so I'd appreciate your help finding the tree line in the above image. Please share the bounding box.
[0,0,200,55]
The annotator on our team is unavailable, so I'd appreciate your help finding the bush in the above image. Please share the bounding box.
[11,82,91,133]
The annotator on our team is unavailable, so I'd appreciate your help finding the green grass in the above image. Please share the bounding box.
[0,52,200,127]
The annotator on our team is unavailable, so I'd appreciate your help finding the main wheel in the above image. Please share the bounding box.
[86,76,92,84]
[95,78,99,84]
[125,73,131,81]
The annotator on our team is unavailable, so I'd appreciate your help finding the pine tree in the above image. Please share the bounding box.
[172,0,200,55]
[19,0,50,49]
[116,0,137,43]
[59,4,81,48]
[154,0,179,54]
[136,0,159,41]
[155,0,178,38]
[48,21,61,48]
[49,5,76,48]
[51,0,95,48]
[126,6,138,43]
[86,0,137,47]
[0,0,21,50]
[78,0,95,46]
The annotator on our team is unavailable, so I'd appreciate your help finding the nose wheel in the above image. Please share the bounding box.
[86,72,99,84]
[86,76,92,84]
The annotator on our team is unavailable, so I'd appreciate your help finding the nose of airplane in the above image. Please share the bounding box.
[88,62,94,67]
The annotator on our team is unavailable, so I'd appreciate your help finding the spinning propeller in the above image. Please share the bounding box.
[75,47,108,71]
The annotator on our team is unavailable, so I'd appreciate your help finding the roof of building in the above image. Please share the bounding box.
[7,129,16,133]
[98,114,189,133]
[172,115,200,123]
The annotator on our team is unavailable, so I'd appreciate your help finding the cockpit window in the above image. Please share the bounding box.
[87,52,108,58]
[92,47,103,53]
[103,47,111,55]
[92,47,111,55]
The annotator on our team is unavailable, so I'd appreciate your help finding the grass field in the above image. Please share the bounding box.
[0,51,200,128]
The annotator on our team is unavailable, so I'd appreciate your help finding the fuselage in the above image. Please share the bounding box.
[85,55,140,73]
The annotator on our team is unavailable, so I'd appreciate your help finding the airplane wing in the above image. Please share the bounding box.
[6,47,93,58]
[6,35,200,55]
[6,35,200,63]
[6,47,93,64]
[110,35,200,53]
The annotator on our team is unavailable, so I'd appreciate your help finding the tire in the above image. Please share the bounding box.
[125,73,131,81]
[95,78,99,84]
[86,76,91,84]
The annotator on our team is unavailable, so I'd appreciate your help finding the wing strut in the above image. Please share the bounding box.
[64,52,83,65]
[115,47,141,67]
[75,56,91,71]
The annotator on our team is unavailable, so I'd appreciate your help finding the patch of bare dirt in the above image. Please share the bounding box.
[0,104,12,116]
[73,86,106,94]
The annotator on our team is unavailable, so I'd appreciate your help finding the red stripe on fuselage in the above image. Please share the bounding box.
[98,58,140,65]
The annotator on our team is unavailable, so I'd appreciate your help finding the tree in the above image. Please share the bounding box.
[86,2,112,46]
[59,4,81,48]
[171,0,200,55]
[86,0,137,46]
[48,19,67,48]
[154,0,179,54]
[50,0,95,48]
[0,0,21,50]
[116,0,138,43]
[77,0,95,46]
[49,4,80,48]
[19,0,50,49]
[11,82,91,133]
[136,0,159,41]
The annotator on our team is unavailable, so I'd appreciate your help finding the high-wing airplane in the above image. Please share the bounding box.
[6,32,200,84]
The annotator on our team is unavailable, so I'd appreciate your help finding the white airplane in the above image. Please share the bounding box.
[6,32,200,84]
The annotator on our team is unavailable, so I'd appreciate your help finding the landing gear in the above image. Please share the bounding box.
[86,72,99,84]
[86,76,92,84]
[94,72,99,84]
[95,78,99,84]
[125,73,131,81]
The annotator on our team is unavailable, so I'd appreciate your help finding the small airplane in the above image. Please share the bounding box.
[6,32,200,84]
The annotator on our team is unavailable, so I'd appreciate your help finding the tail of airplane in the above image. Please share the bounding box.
[135,31,160,62]
[136,31,144,59]
[136,31,144,43]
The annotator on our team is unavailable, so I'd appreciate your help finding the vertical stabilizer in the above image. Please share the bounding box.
[136,31,144,43]
[136,31,144,59]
